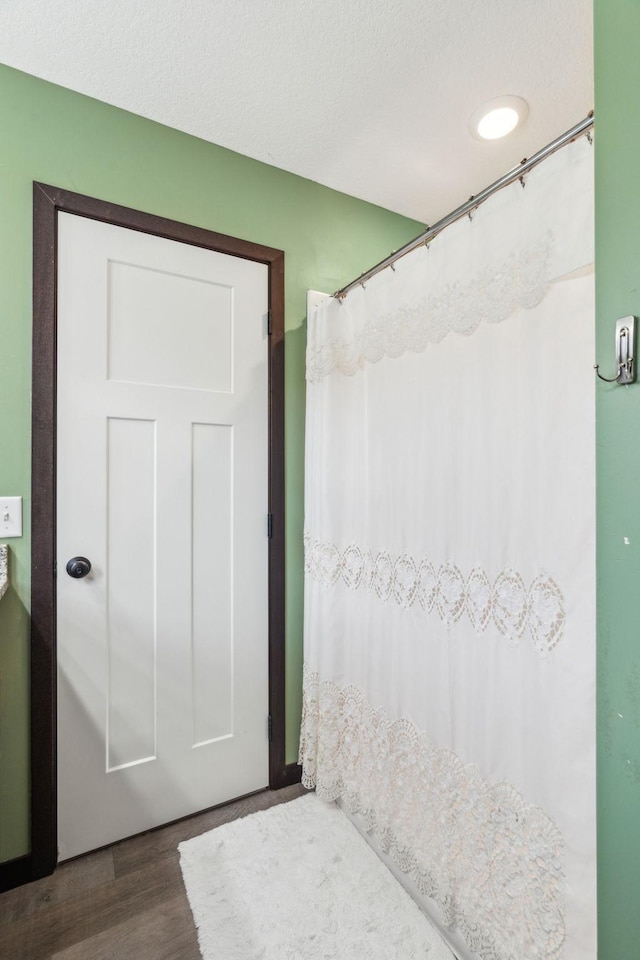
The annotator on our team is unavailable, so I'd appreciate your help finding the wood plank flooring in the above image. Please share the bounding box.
[0,784,306,960]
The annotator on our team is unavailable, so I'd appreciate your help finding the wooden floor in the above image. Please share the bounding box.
[0,783,306,960]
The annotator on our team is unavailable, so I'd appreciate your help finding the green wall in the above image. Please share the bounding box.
[595,0,640,952]
[0,64,421,862]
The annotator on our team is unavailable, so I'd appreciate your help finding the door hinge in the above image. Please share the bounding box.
[267,309,272,336]
[267,714,273,741]
[267,513,273,539]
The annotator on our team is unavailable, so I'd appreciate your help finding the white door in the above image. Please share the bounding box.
[56,212,270,861]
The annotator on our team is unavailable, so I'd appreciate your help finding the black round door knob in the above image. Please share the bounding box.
[66,557,92,579]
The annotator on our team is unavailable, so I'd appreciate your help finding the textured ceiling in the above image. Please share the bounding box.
[0,0,593,224]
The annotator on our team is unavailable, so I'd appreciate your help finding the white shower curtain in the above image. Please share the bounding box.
[301,137,596,960]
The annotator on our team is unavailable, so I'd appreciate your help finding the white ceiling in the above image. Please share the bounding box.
[0,0,593,224]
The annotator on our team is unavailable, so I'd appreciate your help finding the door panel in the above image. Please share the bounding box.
[56,212,270,860]
[107,415,157,771]
[107,259,234,392]
[191,421,233,745]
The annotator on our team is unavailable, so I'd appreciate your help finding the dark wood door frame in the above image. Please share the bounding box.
[28,182,294,882]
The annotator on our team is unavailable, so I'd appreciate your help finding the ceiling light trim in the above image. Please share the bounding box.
[469,96,529,141]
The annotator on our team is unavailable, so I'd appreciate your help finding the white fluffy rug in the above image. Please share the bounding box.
[178,792,454,960]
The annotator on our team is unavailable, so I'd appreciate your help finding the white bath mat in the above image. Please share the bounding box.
[178,792,454,960]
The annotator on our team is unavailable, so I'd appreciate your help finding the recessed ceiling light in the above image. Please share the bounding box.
[469,96,529,141]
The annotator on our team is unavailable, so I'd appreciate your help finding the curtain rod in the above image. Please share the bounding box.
[333,112,594,300]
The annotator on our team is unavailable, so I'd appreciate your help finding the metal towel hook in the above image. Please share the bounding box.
[594,317,637,385]
[594,361,628,383]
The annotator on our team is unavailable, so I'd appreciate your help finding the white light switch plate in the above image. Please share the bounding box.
[0,497,23,538]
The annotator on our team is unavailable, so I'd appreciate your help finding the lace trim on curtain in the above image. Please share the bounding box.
[307,234,553,383]
[304,534,565,655]
[299,669,565,960]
